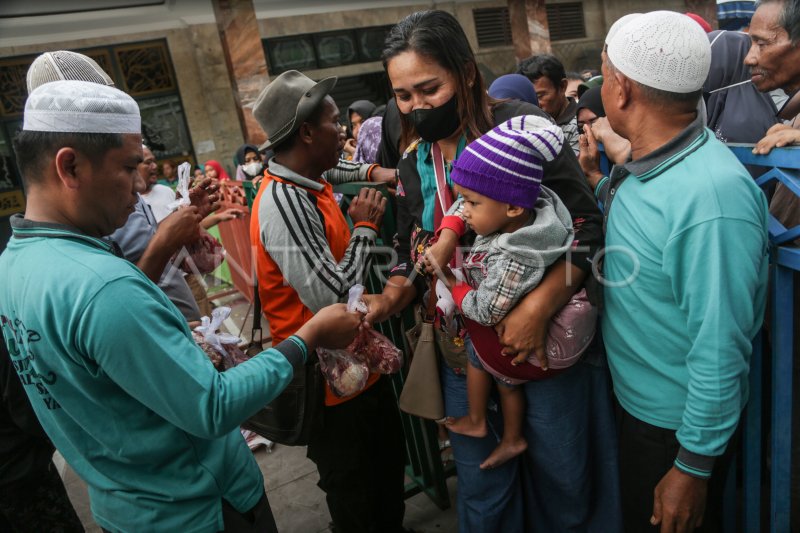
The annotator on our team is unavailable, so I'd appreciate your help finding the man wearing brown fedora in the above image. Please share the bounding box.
[249,70,408,533]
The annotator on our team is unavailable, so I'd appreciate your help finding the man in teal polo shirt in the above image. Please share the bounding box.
[0,80,362,532]
[598,12,769,532]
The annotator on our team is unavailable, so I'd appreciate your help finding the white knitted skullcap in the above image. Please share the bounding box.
[23,80,140,134]
[27,51,114,93]
[605,13,641,46]
[607,10,711,93]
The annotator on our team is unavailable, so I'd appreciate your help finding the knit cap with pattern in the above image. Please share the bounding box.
[450,115,563,209]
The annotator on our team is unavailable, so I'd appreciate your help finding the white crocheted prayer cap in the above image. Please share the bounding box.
[607,10,711,93]
[27,51,114,94]
[605,13,641,46]
[23,80,140,134]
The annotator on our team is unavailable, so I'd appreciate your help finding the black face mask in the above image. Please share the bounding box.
[405,94,461,142]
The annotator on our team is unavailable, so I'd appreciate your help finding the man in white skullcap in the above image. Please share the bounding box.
[597,11,769,532]
[26,50,115,90]
[26,50,209,322]
[0,80,363,532]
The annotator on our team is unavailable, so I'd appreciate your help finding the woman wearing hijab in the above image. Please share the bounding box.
[487,73,539,107]
[204,160,231,182]
[234,144,266,181]
[704,30,778,143]
[343,99,377,158]
[576,86,622,189]
[575,86,605,133]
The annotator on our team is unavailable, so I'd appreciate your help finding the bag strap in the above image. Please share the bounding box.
[250,280,263,348]
[423,277,438,323]
[431,142,453,217]
[430,142,457,269]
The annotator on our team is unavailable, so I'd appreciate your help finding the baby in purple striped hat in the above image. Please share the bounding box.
[422,115,597,469]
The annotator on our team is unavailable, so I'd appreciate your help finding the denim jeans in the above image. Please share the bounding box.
[442,338,622,533]
[442,350,524,533]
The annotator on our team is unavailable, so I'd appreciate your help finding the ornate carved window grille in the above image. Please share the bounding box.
[263,25,394,75]
[0,39,195,187]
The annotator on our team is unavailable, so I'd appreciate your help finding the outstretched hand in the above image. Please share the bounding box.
[361,293,392,328]
[348,187,387,228]
[188,177,221,219]
[297,303,364,352]
[157,206,202,250]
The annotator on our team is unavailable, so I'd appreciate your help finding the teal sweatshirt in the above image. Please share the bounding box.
[0,216,306,532]
[601,121,769,477]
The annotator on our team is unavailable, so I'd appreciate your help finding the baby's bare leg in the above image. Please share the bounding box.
[445,363,491,438]
[480,385,528,470]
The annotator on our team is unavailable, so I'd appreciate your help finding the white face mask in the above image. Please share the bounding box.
[242,161,264,177]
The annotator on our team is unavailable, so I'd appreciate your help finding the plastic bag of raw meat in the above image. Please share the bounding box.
[316,286,402,397]
[179,229,225,274]
[192,307,246,370]
[169,162,225,275]
[346,285,403,374]
[317,348,370,398]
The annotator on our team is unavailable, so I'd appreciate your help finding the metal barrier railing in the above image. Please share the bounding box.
[727,144,800,533]
[598,143,800,532]
[214,181,254,301]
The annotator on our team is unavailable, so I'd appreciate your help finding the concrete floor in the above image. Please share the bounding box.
[59,283,459,532]
[60,444,458,532]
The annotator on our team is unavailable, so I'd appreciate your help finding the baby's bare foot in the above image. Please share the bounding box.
[445,415,488,438]
[480,437,528,470]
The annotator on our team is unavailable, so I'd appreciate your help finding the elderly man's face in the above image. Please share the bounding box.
[138,147,158,192]
[745,1,800,94]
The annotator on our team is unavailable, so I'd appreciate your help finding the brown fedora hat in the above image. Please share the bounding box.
[253,70,337,151]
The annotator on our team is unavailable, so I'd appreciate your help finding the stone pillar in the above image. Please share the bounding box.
[685,0,719,30]
[211,0,270,146]
[508,0,551,63]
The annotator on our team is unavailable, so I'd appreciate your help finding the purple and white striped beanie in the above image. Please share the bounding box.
[451,115,563,209]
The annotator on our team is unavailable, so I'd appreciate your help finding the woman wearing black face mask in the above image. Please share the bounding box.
[364,10,617,533]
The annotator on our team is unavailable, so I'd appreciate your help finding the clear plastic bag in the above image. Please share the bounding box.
[167,162,192,211]
[348,327,403,374]
[348,285,403,374]
[317,286,403,397]
[180,230,225,274]
[317,348,370,398]
[169,161,225,275]
[192,307,246,370]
